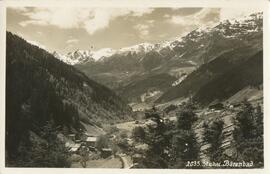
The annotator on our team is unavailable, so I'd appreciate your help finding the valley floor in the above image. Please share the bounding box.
[68,96,263,168]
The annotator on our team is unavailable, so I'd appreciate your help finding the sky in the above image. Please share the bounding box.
[7,7,261,54]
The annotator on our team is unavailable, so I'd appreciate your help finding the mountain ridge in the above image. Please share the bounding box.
[156,49,263,105]
[6,31,132,161]
[54,12,262,66]
[72,12,262,104]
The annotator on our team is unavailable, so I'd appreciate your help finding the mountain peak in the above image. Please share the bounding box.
[53,12,262,65]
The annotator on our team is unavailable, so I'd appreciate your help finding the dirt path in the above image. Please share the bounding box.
[118,154,133,168]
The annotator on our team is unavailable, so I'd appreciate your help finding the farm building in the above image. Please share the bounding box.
[68,143,82,153]
[101,148,112,158]
[86,136,97,147]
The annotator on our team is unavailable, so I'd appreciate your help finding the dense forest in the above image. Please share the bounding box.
[157,48,263,105]
[6,32,131,166]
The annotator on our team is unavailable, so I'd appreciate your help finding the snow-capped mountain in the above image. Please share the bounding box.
[119,43,155,54]
[92,48,116,61]
[73,12,262,104]
[156,12,263,104]
[52,50,94,65]
[54,12,262,66]
[54,43,159,64]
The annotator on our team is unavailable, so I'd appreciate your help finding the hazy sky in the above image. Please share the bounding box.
[7,7,261,54]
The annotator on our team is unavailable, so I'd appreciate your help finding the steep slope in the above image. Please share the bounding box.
[226,86,263,104]
[6,32,132,159]
[193,51,263,105]
[118,73,177,103]
[157,50,263,105]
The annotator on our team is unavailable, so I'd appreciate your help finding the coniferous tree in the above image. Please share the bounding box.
[232,100,263,168]
[170,103,200,168]
[203,119,225,162]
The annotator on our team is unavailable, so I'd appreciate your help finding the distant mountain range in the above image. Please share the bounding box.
[55,12,262,66]
[51,12,264,107]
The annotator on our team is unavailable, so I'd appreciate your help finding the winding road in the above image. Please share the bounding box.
[118,154,133,168]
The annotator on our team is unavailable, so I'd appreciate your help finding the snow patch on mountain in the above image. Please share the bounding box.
[53,12,262,65]
[92,48,116,61]
[116,43,156,55]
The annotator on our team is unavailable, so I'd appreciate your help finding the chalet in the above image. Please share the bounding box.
[101,148,112,158]
[86,136,97,147]
[69,143,82,153]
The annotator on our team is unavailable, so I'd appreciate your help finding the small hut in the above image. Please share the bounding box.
[86,136,97,147]
[101,148,112,158]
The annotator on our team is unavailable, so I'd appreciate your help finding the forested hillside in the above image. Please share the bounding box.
[6,32,131,166]
[157,48,263,105]
[193,51,263,105]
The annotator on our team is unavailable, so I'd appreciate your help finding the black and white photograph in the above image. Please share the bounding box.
[1,0,269,172]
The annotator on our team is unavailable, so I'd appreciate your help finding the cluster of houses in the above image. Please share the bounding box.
[65,133,112,158]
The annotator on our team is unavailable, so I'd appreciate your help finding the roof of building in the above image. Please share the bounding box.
[101,148,112,151]
[86,137,97,142]
[70,147,80,152]
[69,143,81,152]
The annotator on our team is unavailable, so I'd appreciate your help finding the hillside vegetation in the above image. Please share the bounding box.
[157,48,263,105]
[6,32,131,166]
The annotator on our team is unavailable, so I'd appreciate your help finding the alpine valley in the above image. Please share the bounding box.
[6,11,264,168]
[54,12,263,109]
